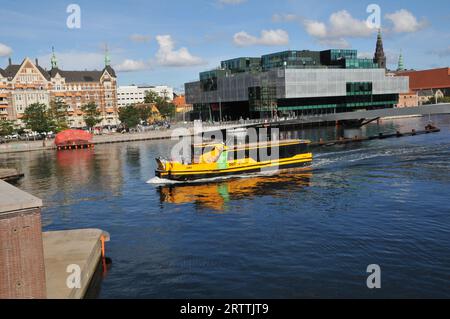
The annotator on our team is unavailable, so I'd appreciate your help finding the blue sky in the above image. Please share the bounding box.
[1,0,449,92]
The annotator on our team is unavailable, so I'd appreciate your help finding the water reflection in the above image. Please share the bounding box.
[56,148,95,184]
[158,171,312,211]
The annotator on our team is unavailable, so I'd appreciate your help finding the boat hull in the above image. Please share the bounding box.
[155,156,312,181]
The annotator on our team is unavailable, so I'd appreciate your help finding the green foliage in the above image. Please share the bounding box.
[144,90,161,104]
[157,102,176,119]
[23,103,54,134]
[81,102,102,129]
[49,100,69,132]
[0,119,14,136]
[137,105,154,123]
[118,104,141,129]
[438,96,450,103]
[144,91,175,119]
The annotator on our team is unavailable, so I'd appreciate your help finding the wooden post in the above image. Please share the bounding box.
[0,180,46,299]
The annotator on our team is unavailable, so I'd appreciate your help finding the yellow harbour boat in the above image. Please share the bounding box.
[155,139,313,181]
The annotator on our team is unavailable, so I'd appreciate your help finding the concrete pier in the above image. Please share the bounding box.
[43,229,109,299]
[0,180,109,299]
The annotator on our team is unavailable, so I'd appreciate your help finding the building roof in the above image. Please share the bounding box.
[56,70,104,82]
[104,65,116,78]
[3,64,21,78]
[398,67,450,90]
[173,95,186,107]
[1,59,116,83]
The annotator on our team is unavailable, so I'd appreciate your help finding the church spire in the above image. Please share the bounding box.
[397,50,405,71]
[51,46,58,69]
[373,29,386,70]
[104,45,111,67]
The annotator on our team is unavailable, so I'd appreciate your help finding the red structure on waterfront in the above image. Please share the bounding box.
[55,129,94,150]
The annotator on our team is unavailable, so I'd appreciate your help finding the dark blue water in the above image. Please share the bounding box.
[2,115,450,298]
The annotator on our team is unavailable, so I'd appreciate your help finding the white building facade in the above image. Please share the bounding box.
[117,85,174,107]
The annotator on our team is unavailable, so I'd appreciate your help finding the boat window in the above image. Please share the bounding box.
[278,143,308,159]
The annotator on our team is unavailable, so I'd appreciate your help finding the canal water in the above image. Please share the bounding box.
[1,115,449,298]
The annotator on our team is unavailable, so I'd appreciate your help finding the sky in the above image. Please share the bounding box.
[1,0,449,92]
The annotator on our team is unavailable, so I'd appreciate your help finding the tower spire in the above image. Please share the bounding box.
[397,50,405,71]
[373,28,386,70]
[104,44,111,67]
[51,46,58,69]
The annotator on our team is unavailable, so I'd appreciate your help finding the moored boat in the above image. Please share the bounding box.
[155,139,312,181]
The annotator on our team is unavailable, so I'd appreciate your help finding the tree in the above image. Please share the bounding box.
[118,104,141,129]
[0,119,14,137]
[157,102,176,119]
[137,104,155,124]
[144,90,175,120]
[49,99,69,132]
[144,90,161,105]
[23,103,54,134]
[81,102,102,130]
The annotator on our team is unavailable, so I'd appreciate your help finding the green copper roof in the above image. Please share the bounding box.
[105,45,111,67]
[397,51,405,71]
[51,46,58,69]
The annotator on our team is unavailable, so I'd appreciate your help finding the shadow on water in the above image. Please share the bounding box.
[84,257,113,299]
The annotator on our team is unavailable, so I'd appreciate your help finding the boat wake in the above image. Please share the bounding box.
[146,176,181,185]
[146,170,282,185]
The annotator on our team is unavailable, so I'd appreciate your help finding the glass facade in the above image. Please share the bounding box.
[199,69,229,92]
[221,57,261,73]
[277,93,399,112]
[261,51,322,70]
[248,86,277,112]
[186,48,410,119]
[345,59,378,69]
[346,82,373,95]
[329,49,357,61]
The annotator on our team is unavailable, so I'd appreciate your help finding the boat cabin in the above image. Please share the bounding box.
[191,139,310,164]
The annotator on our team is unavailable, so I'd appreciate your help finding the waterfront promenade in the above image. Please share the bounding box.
[0,122,253,154]
[1,104,449,154]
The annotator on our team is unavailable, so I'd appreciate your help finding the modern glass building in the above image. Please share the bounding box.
[185,47,409,120]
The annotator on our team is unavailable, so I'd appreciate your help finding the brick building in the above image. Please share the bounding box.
[396,67,450,96]
[0,49,119,127]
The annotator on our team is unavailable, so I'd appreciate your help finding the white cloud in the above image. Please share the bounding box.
[304,20,327,38]
[328,10,374,38]
[302,10,376,48]
[115,59,149,72]
[385,9,427,33]
[304,10,374,39]
[0,43,13,57]
[219,0,246,4]
[130,34,152,43]
[155,35,205,67]
[233,29,289,47]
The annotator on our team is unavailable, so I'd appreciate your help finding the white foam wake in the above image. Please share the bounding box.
[146,170,281,185]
